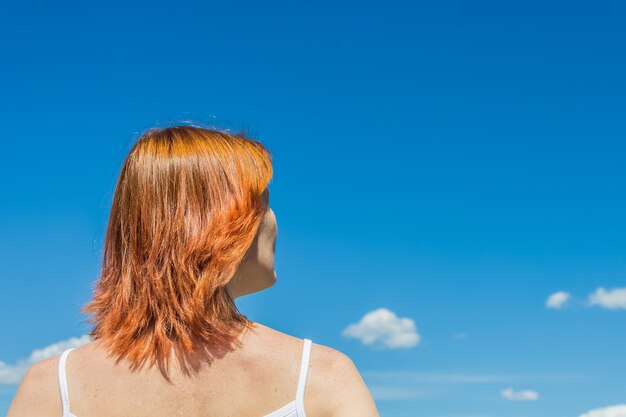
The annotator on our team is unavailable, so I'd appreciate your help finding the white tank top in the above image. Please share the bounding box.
[58,338,313,417]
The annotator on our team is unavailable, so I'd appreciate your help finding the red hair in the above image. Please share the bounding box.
[81,125,273,373]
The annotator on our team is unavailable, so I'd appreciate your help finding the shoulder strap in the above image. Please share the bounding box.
[295,338,312,415]
[57,348,75,416]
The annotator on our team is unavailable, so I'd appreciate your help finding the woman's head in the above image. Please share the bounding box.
[81,125,274,373]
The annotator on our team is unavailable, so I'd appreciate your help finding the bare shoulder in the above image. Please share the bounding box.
[6,354,62,417]
[307,342,380,417]
[249,322,379,416]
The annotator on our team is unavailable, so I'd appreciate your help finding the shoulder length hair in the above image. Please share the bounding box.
[81,125,273,372]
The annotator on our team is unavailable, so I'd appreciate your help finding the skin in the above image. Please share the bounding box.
[226,205,278,299]
[7,196,380,417]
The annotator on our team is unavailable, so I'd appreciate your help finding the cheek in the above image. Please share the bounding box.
[267,208,277,233]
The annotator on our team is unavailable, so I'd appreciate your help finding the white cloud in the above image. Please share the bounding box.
[363,370,586,384]
[0,334,92,385]
[588,287,626,310]
[580,404,626,417]
[546,291,570,309]
[362,371,583,403]
[368,385,432,400]
[500,387,539,401]
[365,371,512,384]
[452,332,468,340]
[342,308,420,349]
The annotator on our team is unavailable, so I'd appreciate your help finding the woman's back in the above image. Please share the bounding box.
[9,322,379,417]
[60,324,316,417]
[6,127,380,417]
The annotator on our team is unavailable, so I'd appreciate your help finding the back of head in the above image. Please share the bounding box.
[81,125,273,373]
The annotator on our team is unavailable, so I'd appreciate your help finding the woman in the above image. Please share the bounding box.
[7,126,380,417]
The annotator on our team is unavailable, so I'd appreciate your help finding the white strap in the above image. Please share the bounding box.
[295,338,312,415]
[57,348,75,416]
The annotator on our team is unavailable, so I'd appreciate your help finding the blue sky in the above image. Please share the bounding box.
[1,1,626,416]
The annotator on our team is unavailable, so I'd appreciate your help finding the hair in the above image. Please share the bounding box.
[81,125,273,374]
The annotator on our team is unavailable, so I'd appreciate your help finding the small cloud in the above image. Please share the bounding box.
[364,370,584,384]
[342,308,420,349]
[500,387,539,401]
[588,287,626,310]
[546,291,570,309]
[579,404,626,417]
[368,385,432,401]
[452,332,468,340]
[365,371,513,384]
[0,334,91,385]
